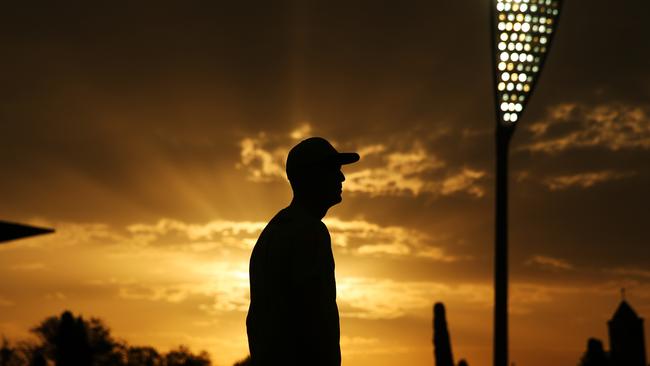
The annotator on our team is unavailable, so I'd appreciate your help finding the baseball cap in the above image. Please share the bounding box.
[286,137,359,179]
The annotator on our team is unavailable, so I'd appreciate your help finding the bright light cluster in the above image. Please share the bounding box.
[494,0,561,124]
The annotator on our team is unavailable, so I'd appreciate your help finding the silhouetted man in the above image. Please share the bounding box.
[247,137,359,366]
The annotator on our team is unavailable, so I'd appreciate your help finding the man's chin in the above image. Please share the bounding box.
[330,194,343,206]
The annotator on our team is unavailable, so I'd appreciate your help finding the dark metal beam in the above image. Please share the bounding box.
[0,221,55,244]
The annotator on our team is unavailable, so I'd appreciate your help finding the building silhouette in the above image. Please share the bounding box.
[580,297,647,366]
[433,303,455,366]
[608,300,647,366]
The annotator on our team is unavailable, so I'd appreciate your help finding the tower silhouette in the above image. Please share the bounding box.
[608,299,646,366]
[433,303,455,366]
[432,303,469,366]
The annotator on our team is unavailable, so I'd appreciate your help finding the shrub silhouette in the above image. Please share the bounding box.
[579,338,610,366]
[165,346,210,366]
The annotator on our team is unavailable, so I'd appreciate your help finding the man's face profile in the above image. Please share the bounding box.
[295,162,346,208]
[285,137,358,212]
[317,162,345,206]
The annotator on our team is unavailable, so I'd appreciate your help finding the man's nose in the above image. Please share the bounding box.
[338,170,345,182]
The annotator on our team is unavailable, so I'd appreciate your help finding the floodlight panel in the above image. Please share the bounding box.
[493,0,562,125]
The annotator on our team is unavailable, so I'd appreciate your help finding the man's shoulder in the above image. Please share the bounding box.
[274,207,327,229]
[264,207,329,241]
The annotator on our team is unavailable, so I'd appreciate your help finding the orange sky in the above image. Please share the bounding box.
[1,2,650,366]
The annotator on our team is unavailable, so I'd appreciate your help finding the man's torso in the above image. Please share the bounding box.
[247,206,340,366]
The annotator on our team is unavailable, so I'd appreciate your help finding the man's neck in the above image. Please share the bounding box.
[288,197,328,221]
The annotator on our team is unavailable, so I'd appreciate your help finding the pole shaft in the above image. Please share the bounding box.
[494,129,510,366]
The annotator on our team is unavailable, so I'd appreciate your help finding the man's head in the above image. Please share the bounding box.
[286,137,359,209]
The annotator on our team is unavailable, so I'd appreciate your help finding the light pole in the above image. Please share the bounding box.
[490,1,563,366]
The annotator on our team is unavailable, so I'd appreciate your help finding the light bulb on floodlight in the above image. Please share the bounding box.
[494,0,562,125]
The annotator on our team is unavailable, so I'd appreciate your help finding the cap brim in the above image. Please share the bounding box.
[336,152,360,165]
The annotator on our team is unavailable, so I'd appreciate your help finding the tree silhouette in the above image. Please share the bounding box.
[164,346,210,366]
[126,346,162,366]
[31,310,112,365]
[54,311,93,365]
[0,310,215,366]
[1,338,13,366]
[0,311,257,366]
[0,338,43,366]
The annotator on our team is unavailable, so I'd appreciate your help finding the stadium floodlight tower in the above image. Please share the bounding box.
[490,1,563,366]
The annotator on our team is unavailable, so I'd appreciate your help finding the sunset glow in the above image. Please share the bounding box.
[2,2,649,366]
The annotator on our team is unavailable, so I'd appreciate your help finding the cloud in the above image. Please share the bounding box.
[0,297,14,307]
[542,170,635,191]
[91,262,251,313]
[18,215,460,321]
[335,143,486,198]
[289,123,312,140]
[337,278,491,319]
[0,221,125,251]
[127,218,266,250]
[10,262,47,271]
[340,336,379,347]
[235,122,315,182]
[522,103,650,153]
[0,218,267,255]
[44,292,67,300]
[118,283,198,304]
[324,217,461,262]
[606,267,650,279]
[339,145,437,195]
[128,216,463,262]
[525,255,574,271]
[508,281,647,315]
[14,215,462,265]
[336,279,581,319]
[356,144,386,157]
[511,279,650,315]
[439,168,486,197]
[236,133,287,182]
[236,125,486,198]
[23,216,650,324]
[339,336,418,357]
[73,215,466,319]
